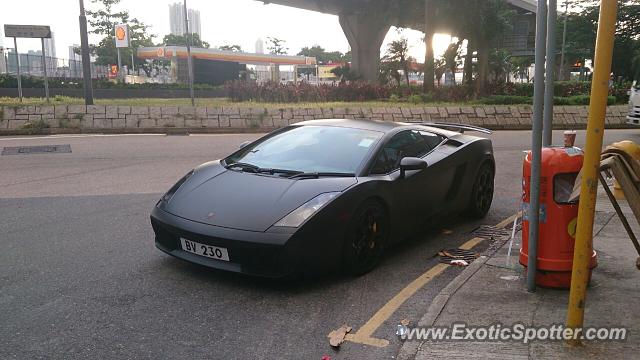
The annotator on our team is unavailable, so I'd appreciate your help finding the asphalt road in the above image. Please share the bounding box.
[1,129,638,359]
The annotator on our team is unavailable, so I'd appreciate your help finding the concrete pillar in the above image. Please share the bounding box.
[0,47,6,74]
[339,12,390,82]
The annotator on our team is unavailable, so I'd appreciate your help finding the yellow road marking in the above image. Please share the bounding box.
[495,211,522,229]
[344,263,451,347]
[332,212,521,348]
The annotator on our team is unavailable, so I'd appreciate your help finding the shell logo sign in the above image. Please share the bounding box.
[114,24,130,48]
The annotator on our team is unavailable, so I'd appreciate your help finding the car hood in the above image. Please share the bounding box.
[163,163,357,232]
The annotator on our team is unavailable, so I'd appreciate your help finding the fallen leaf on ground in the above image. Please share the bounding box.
[328,324,352,347]
[400,319,410,326]
[450,259,469,267]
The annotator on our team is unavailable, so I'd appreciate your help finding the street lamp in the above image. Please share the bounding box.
[183,0,195,106]
[559,0,570,81]
[79,0,94,105]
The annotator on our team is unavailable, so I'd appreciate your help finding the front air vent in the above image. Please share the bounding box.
[444,139,463,148]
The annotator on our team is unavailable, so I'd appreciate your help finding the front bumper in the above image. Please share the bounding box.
[628,105,640,126]
[150,207,342,277]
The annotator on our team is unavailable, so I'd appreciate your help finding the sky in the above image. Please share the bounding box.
[0,0,454,61]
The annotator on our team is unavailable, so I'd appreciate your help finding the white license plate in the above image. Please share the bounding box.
[180,238,230,261]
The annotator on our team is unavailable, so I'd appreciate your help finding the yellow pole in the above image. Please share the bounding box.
[566,0,618,341]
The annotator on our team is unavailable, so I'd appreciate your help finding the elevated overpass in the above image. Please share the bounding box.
[259,0,537,81]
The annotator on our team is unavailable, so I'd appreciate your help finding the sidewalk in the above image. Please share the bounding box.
[398,186,640,359]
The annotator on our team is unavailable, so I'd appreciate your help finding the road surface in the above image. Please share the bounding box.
[1,129,638,359]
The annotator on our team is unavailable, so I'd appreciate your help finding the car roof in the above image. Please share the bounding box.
[293,118,455,136]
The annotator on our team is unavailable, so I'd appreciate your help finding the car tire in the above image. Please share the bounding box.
[342,199,389,276]
[467,162,495,219]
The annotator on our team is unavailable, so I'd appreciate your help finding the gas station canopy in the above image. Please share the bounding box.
[137,46,316,66]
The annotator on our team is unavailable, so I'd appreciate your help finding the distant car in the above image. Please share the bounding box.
[628,81,640,126]
[150,119,495,277]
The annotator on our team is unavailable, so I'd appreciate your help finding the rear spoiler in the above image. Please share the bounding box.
[420,122,492,135]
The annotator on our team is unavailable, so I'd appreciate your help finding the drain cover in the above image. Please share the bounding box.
[471,225,511,241]
[439,248,480,264]
[2,144,72,155]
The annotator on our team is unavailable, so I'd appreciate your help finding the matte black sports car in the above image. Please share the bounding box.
[151,119,495,277]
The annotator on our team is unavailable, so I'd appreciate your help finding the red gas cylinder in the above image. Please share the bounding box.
[520,146,597,288]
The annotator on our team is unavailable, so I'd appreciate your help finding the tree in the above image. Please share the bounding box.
[266,37,288,82]
[297,45,349,64]
[331,65,358,83]
[510,56,533,83]
[218,44,243,52]
[442,41,463,85]
[633,49,640,82]
[489,48,511,83]
[86,0,156,77]
[267,37,288,55]
[434,58,446,86]
[560,0,640,81]
[297,46,351,78]
[438,0,514,93]
[162,33,210,48]
[384,37,411,85]
[469,0,514,94]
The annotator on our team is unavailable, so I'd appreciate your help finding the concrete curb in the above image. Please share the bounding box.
[396,256,489,360]
[396,216,520,360]
[0,127,274,136]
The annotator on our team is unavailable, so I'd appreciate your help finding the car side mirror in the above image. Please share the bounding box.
[399,157,429,179]
[239,141,251,149]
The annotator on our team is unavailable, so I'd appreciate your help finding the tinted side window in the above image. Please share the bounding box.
[419,131,446,152]
[371,130,431,174]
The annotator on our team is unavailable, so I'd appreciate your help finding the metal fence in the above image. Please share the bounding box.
[2,52,110,79]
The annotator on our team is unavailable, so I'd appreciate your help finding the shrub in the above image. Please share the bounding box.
[479,95,532,105]
[225,81,391,103]
[408,94,423,104]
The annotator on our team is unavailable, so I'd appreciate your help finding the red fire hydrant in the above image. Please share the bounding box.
[520,145,597,288]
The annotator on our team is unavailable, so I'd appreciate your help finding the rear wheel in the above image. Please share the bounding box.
[343,200,389,276]
[467,163,494,219]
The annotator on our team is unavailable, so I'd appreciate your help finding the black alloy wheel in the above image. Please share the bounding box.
[468,163,495,219]
[343,200,389,276]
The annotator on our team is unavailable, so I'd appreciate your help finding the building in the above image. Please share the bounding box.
[68,44,81,62]
[169,2,202,37]
[255,38,264,54]
[44,32,56,59]
[0,47,6,74]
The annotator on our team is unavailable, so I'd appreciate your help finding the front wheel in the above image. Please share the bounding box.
[343,200,389,276]
[467,163,494,219]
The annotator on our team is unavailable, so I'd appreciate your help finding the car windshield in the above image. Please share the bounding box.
[225,125,383,174]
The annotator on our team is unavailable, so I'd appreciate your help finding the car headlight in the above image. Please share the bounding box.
[273,192,340,227]
[159,170,194,204]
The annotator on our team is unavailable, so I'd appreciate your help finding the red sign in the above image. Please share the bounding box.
[108,65,118,78]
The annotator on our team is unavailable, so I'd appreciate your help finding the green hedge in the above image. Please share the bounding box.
[478,95,617,106]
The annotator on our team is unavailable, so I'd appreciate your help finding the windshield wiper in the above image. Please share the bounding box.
[225,162,302,176]
[256,168,302,175]
[224,162,260,172]
[289,172,356,179]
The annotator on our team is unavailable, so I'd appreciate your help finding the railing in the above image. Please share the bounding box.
[1,52,110,79]
[501,35,536,55]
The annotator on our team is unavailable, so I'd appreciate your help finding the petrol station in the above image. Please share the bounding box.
[136,46,316,85]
